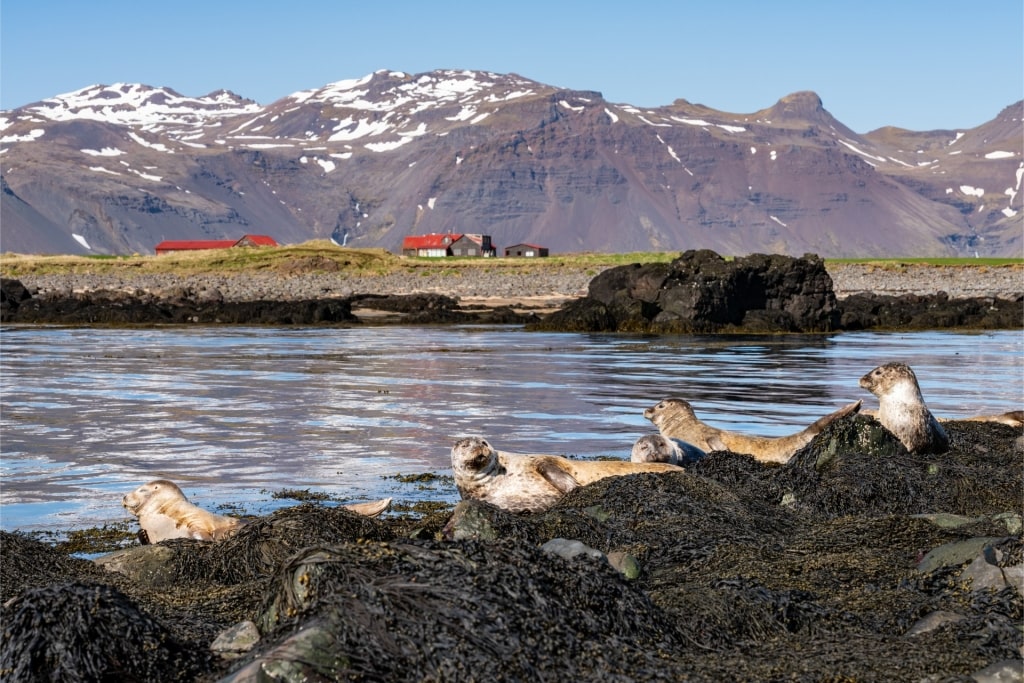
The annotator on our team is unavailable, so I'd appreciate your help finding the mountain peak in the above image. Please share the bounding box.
[764,91,826,120]
[285,69,547,112]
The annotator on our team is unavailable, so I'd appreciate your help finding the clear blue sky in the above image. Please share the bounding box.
[2,0,1021,133]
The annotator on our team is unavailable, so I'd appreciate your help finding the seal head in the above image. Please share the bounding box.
[859,362,948,454]
[630,434,706,466]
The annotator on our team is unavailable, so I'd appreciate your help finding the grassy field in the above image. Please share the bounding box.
[0,240,1020,278]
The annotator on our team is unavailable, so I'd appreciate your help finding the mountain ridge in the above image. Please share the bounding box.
[1,69,1020,256]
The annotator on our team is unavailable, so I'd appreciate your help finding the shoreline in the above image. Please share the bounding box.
[7,263,1023,305]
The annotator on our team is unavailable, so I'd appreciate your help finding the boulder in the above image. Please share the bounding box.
[534,250,840,333]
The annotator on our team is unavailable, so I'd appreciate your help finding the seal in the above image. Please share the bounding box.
[123,480,394,543]
[951,411,1023,427]
[122,479,245,543]
[860,409,1023,428]
[643,398,863,464]
[451,436,683,513]
[630,434,706,467]
[858,362,948,454]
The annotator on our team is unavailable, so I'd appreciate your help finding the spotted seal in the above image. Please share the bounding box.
[858,362,948,454]
[450,437,683,513]
[643,398,863,464]
[630,434,706,466]
[122,479,246,543]
[123,480,393,543]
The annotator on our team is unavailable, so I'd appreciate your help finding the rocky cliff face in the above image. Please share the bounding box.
[1,71,1020,256]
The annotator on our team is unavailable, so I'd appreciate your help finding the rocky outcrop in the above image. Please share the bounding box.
[529,251,1024,333]
[533,250,841,333]
[838,291,1024,330]
[0,278,540,326]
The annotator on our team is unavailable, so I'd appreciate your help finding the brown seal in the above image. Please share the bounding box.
[122,479,246,543]
[123,480,393,543]
[630,434,706,467]
[451,437,683,513]
[643,398,863,464]
[858,362,948,454]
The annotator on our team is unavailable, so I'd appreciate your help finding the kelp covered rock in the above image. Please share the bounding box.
[1,581,210,682]
[228,540,684,681]
[1,420,1021,682]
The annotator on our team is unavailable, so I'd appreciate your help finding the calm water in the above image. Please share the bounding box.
[1,325,1021,534]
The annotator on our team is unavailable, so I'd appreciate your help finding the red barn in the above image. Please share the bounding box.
[154,234,278,255]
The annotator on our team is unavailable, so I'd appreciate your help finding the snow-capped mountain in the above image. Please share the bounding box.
[1,69,1020,256]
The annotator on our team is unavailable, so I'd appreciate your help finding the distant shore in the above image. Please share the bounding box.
[8,262,1023,306]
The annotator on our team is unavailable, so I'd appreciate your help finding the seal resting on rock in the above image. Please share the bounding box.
[451,437,683,513]
[643,398,863,464]
[630,434,706,467]
[950,411,1023,427]
[122,480,246,543]
[858,362,949,454]
[861,408,1023,428]
[123,480,393,543]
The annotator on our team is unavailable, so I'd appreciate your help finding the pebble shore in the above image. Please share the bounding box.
[11,262,1023,303]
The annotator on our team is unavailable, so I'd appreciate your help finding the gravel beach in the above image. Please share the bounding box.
[10,262,1024,304]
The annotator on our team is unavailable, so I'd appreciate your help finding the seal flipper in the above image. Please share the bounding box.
[706,434,729,452]
[670,438,707,466]
[536,460,581,495]
[804,399,862,435]
[342,498,393,518]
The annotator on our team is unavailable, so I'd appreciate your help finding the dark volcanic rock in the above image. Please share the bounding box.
[0,286,357,326]
[0,281,541,326]
[534,250,841,333]
[0,277,32,320]
[531,251,1024,333]
[838,291,1024,330]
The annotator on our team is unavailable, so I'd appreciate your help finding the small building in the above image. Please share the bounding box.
[504,243,549,258]
[154,234,278,255]
[450,233,496,257]
[401,233,495,258]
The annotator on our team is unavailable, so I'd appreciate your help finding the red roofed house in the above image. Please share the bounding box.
[154,234,278,255]
[401,233,495,258]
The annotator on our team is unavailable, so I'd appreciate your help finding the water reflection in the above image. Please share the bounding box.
[1,325,1021,533]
